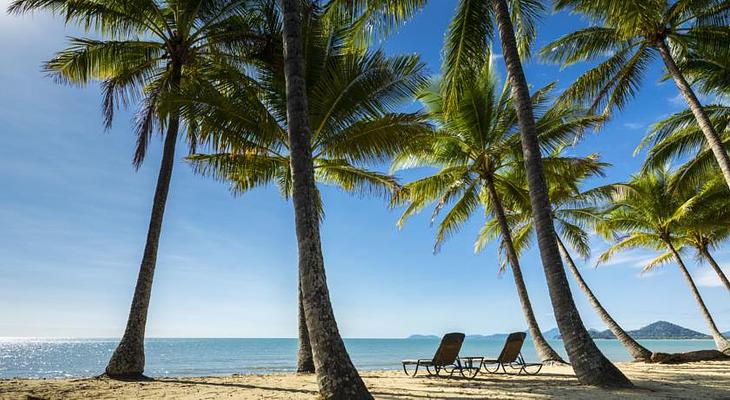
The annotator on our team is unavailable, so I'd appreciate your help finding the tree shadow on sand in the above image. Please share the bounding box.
[157,379,319,396]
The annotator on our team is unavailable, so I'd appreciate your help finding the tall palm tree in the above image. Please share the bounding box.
[8,0,260,378]
[598,168,730,353]
[180,11,429,373]
[393,59,613,364]
[280,1,368,395]
[438,0,631,386]
[489,153,654,362]
[541,0,730,190]
[278,0,426,396]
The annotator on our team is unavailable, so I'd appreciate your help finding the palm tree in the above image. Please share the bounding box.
[277,0,426,396]
[638,106,730,295]
[180,11,428,373]
[490,153,654,362]
[280,1,368,395]
[437,0,631,386]
[8,0,260,378]
[541,0,730,191]
[598,168,730,353]
[392,58,614,364]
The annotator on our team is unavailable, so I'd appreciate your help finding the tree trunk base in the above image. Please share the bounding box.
[98,372,153,381]
[650,350,730,364]
[296,365,315,374]
[542,359,570,366]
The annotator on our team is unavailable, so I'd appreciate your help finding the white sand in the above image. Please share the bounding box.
[2,361,729,399]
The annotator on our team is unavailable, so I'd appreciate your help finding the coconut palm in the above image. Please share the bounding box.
[598,168,730,353]
[8,0,263,378]
[278,0,425,397]
[487,153,655,362]
[181,11,428,373]
[541,0,730,191]
[436,0,631,386]
[392,57,614,364]
[280,3,366,395]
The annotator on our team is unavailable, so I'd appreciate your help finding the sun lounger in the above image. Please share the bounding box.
[479,331,543,375]
[401,332,481,378]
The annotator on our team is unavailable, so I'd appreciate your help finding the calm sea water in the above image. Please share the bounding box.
[0,337,718,378]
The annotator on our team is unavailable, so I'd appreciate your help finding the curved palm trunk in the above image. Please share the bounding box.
[105,64,182,378]
[281,1,371,398]
[493,0,632,387]
[297,282,315,373]
[665,241,730,354]
[698,245,730,294]
[656,40,730,191]
[484,176,565,363]
[556,237,653,362]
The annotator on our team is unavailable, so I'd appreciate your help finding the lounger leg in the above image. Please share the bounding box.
[523,364,543,375]
[402,362,421,377]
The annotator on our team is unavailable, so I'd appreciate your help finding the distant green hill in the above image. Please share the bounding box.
[557,321,712,340]
[406,334,440,340]
[409,321,724,341]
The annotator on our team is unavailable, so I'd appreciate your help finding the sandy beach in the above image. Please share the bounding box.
[1,360,728,399]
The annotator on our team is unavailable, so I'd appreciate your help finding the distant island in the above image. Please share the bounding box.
[409,321,730,340]
[560,321,725,340]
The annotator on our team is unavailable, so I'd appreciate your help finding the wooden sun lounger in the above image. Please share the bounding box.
[479,332,543,375]
[401,332,482,378]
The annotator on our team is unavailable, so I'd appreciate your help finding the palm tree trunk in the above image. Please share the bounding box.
[656,40,730,190]
[297,281,315,373]
[280,1,371,398]
[556,237,653,362]
[493,0,632,387]
[665,241,730,354]
[105,63,182,378]
[484,175,565,363]
[698,244,730,294]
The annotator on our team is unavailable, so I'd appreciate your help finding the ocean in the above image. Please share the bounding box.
[0,337,718,379]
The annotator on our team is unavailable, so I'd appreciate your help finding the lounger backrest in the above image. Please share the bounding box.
[431,332,465,366]
[497,332,526,363]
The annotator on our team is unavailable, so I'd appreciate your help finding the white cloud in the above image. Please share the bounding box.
[695,264,730,288]
[588,250,661,270]
[668,93,685,107]
[668,93,730,108]
[623,122,644,130]
[639,268,666,279]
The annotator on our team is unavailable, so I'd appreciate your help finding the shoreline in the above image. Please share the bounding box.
[2,361,729,399]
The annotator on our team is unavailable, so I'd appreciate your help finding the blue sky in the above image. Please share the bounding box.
[1,1,728,339]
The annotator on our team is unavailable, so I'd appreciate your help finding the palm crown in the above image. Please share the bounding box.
[596,168,696,271]
[9,0,265,166]
[478,151,610,263]
[392,57,603,251]
[184,10,430,213]
[541,0,730,115]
